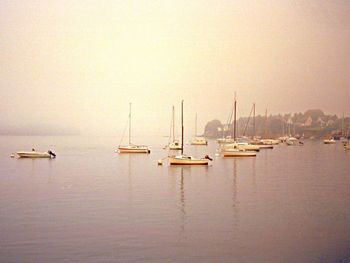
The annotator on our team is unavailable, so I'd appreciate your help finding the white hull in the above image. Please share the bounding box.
[323,139,336,144]
[260,139,280,145]
[286,142,303,146]
[169,145,182,150]
[238,144,260,152]
[222,150,257,157]
[217,138,236,144]
[168,155,209,165]
[191,137,208,145]
[168,141,182,150]
[256,144,274,149]
[17,151,52,158]
[118,146,150,153]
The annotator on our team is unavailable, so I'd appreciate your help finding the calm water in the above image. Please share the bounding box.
[1,136,350,263]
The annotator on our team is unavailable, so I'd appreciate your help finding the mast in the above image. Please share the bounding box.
[181,100,184,155]
[195,113,197,137]
[342,112,344,137]
[233,94,237,141]
[172,106,175,142]
[253,103,256,138]
[129,102,132,145]
[264,108,268,139]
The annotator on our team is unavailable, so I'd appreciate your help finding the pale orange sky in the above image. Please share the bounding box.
[1,0,349,135]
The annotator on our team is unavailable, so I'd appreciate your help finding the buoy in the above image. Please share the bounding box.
[10,154,15,158]
[158,159,163,165]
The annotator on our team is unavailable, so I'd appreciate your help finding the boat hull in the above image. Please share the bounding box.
[222,151,257,157]
[323,140,336,144]
[255,144,274,149]
[190,142,207,145]
[168,156,209,165]
[118,146,150,153]
[17,151,52,158]
[191,137,208,145]
[169,146,182,150]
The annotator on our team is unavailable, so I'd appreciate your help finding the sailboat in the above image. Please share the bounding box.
[323,137,336,144]
[221,95,257,157]
[248,105,273,149]
[191,113,208,145]
[167,106,182,150]
[117,103,151,153]
[344,141,350,150]
[168,101,211,165]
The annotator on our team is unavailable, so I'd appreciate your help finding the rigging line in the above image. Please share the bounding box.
[168,108,173,145]
[226,103,234,135]
[118,118,129,147]
[242,105,254,136]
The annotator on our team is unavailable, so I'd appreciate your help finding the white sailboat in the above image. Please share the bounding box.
[323,137,336,144]
[286,137,304,146]
[249,104,274,149]
[221,95,257,157]
[117,103,150,153]
[168,101,211,165]
[191,113,208,145]
[344,142,350,150]
[167,106,182,150]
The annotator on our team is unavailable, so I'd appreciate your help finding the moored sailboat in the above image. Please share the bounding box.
[168,101,211,165]
[191,113,208,145]
[167,106,182,150]
[221,95,257,157]
[323,137,336,144]
[117,103,150,153]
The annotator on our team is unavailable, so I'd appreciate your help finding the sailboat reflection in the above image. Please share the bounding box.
[167,165,209,239]
[232,158,239,226]
[168,166,188,238]
[252,157,257,194]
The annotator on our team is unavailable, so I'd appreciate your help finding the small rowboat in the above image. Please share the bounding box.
[17,150,56,158]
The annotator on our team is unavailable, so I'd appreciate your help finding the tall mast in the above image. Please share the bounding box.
[181,100,184,155]
[253,103,256,138]
[129,102,132,145]
[264,108,268,139]
[342,112,344,137]
[172,106,175,142]
[233,94,237,141]
[195,113,197,137]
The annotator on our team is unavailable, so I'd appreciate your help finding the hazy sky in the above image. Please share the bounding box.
[1,0,349,135]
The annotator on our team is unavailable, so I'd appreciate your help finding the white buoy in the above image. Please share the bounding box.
[10,154,15,158]
[158,159,163,165]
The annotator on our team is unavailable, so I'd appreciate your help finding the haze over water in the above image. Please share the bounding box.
[1,136,350,262]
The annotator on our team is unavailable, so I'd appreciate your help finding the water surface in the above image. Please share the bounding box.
[1,136,350,262]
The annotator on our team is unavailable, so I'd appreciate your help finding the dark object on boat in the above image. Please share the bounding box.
[48,150,56,158]
[148,150,151,153]
[205,155,213,161]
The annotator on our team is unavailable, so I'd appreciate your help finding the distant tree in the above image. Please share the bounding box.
[204,119,223,138]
